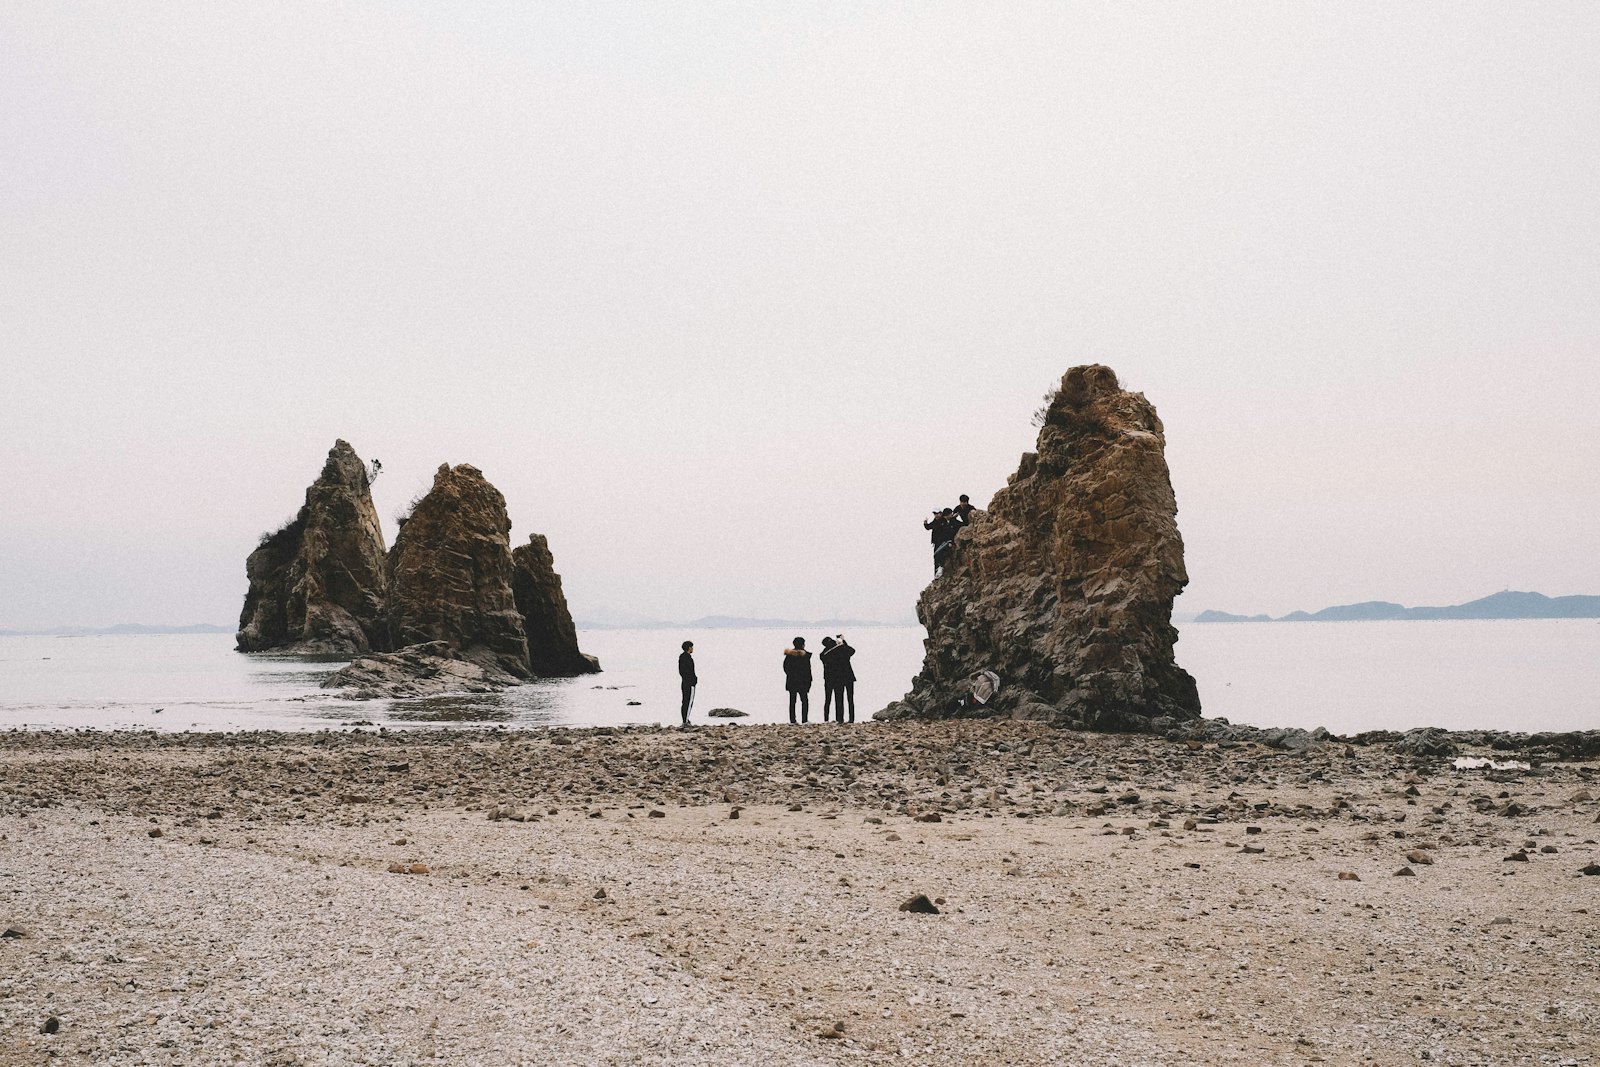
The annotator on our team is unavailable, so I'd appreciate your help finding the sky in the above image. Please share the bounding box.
[2,2,1597,630]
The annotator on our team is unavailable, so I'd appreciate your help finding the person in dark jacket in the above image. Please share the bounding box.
[953,494,976,523]
[923,507,964,576]
[678,640,697,726]
[819,635,856,724]
[782,636,813,724]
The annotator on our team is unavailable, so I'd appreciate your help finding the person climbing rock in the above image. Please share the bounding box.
[782,636,813,724]
[953,494,976,523]
[923,507,964,576]
[678,640,697,726]
[820,635,856,724]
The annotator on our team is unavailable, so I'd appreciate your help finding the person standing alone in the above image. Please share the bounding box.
[820,635,856,724]
[782,636,813,724]
[678,640,697,726]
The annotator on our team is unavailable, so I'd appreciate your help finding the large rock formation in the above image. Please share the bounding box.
[511,534,601,676]
[235,440,389,654]
[386,464,532,679]
[880,365,1200,732]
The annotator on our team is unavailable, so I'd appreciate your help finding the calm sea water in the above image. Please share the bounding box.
[0,620,1596,735]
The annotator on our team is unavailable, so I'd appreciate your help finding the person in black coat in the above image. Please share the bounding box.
[923,507,964,576]
[819,635,856,724]
[782,636,812,724]
[678,640,697,726]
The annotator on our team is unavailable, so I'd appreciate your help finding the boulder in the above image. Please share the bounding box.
[880,365,1200,731]
[320,641,522,699]
[511,534,601,676]
[236,440,389,653]
[386,464,531,678]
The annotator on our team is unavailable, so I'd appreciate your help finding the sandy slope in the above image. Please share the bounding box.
[1,723,1596,1065]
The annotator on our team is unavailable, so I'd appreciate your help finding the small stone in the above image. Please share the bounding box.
[407,863,429,875]
[647,810,666,819]
[148,828,163,839]
[1579,864,1600,876]
[1183,819,1198,831]
[914,812,942,823]
[1,926,26,939]
[898,894,940,915]
[727,807,741,820]
[1245,826,1263,835]
[41,1017,59,1035]
[1504,850,1529,862]
[1394,867,1416,877]
[1405,850,1434,866]
[1338,871,1361,881]
[1541,845,1559,854]
[788,803,804,812]
[594,887,608,900]
[1498,802,1528,817]
[1241,844,1265,855]
[884,833,901,842]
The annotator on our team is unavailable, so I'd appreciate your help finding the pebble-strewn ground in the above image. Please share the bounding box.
[1,722,1597,1065]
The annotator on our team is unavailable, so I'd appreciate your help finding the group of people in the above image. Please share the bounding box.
[670,490,979,725]
[923,494,976,576]
[674,635,858,726]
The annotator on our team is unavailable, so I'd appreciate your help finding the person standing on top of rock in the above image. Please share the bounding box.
[923,507,964,576]
[953,495,977,523]
[782,637,813,724]
[678,640,697,726]
[819,635,856,724]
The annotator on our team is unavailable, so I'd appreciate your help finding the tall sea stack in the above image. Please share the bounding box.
[511,534,601,676]
[880,365,1201,731]
[235,440,389,654]
[386,463,532,679]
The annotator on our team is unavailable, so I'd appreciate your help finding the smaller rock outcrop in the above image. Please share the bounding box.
[320,642,522,699]
[235,440,389,654]
[511,534,600,676]
[387,464,532,679]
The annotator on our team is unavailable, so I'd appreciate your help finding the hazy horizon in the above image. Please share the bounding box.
[4,3,1598,631]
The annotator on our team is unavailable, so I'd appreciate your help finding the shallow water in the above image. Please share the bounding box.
[0,619,1596,734]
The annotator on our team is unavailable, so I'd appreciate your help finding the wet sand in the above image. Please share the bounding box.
[2,722,1597,1065]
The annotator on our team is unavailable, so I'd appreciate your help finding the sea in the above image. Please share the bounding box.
[0,620,1596,736]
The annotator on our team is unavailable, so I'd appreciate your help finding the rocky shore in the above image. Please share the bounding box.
[3,722,1597,1064]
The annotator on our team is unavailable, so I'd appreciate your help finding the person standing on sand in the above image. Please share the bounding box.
[782,636,813,724]
[678,640,697,726]
[820,635,856,724]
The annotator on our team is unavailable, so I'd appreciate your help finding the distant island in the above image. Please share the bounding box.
[0,623,234,637]
[574,613,912,631]
[1196,590,1600,623]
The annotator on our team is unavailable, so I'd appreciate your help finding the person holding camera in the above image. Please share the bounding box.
[819,635,856,724]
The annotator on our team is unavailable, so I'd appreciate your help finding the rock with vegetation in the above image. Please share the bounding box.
[386,464,532,679]
[235,440,389,654]
[880,364,1200,732]
[511,534,601,676]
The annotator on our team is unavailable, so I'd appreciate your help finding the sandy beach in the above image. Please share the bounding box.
[2,722,1597,1066]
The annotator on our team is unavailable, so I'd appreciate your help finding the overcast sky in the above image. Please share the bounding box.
[3,2,1597,630]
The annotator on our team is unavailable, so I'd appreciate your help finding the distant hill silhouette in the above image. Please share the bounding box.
[0,623,233,636]
[575,614,908,631]
[1196,591,1600,623]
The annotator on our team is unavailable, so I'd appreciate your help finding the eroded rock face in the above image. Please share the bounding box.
[386,464,531,679]
[881,364,1200,732]
[511,534,601,676]
[235,440,389,654]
